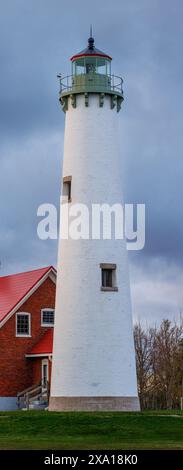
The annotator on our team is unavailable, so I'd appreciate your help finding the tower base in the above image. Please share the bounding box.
[49,396,140,412]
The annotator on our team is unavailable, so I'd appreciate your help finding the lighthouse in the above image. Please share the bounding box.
[49,32,140,411]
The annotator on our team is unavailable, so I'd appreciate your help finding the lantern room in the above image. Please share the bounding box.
[70,33,112,93]
[58,31,123,112]
[71,55,111,76]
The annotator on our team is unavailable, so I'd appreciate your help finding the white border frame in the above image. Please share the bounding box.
[41,308,55,327]
[16,312,31,337]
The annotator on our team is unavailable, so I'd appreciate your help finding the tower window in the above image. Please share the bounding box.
[102,269,112,288]
[63,176,72,202]
[100,263,118,292]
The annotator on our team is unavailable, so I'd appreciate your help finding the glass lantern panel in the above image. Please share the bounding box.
[106,60,111,75]
[72,61,76,75]
[74,58,85,75]
[96,58,111,75]
[85,57,97,74]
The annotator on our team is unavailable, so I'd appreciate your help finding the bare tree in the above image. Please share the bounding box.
[134,319,183,409]
[134,323,151,408]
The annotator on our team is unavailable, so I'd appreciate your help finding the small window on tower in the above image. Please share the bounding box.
[102,268,112,288]
[100,263,118,292]
[63,176,72,202]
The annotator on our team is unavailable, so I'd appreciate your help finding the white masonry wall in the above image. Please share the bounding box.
[51,94,138,397]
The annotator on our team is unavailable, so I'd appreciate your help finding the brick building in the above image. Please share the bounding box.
[0,266,56,410]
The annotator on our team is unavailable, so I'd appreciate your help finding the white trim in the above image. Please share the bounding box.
[49,271,56,284]
[25,353,52,358]
[41,308,55,327]
[0,267,56,329]
[16,312,31,337]
[41,324,54,328]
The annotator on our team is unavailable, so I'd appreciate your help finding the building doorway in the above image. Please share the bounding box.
[41,359,48,389]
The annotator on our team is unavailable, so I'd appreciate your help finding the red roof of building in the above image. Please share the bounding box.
[0,266,56,323]
[27,329,53,356]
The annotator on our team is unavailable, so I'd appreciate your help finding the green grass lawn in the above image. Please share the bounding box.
[0,410,183,450]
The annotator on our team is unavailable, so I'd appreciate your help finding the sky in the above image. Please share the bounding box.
[0,0,183,324]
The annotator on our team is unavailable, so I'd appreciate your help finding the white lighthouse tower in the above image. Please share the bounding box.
[49,32,140,411]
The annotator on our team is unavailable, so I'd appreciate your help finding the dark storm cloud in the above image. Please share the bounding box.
[0,0,183,320]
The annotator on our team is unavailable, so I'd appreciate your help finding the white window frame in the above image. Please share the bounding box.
[41,308,55,327]
[16,312,31,337]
